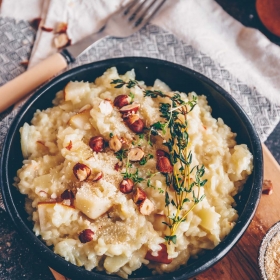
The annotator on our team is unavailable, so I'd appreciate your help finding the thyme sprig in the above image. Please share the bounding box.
[145,88,207,245]
[111,78,207,244]
[146,171,164,194]
[111,79,138,89]
[122,167,144,184]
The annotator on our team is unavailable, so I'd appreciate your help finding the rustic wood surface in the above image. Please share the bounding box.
[51,144,280,280]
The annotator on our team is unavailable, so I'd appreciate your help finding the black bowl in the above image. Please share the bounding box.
[0,57,263,280]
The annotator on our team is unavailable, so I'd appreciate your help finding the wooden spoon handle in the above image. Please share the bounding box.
[0,52,68,113]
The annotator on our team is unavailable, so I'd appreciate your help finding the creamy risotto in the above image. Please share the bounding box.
[15,67,253,278]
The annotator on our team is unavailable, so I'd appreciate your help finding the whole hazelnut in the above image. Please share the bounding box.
[79,229,94,243]
[156,157,173,173]
[114,94,131,108]
[89,136,105,153]
[125,116,145,134]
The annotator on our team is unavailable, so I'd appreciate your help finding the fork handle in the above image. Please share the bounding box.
[0,52,68,113]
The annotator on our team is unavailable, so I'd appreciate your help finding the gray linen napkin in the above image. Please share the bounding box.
[0,18,279,210]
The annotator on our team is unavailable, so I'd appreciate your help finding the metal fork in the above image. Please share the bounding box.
[65,0,166,59]
[0,0,166,113]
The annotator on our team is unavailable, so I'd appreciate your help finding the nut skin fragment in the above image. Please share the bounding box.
[114,162,123,171]
[109,135,122,152]
[145,244,173,264]
[65,140,72,150]
[133,188,147,204]
[89,136,105,153]
[139,198,155,215]
[30,18,42,30]
[262,179,273,195]
[73,163,91,181]
[78,229,94,243]
[60,189,75,206]
[119,179,134,194]
[156,156,173,173]
[114,94,131,108]
[38,190,48,199]
[41,26,53,32]
[128,147,144,162]
[20,60,29,68]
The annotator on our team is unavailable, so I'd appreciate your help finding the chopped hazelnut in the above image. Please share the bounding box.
[120,179,134,194]
[109,135,122,152]
[54,33,71,49]
[120,103,140,114]
[73,163,91,181]
[133,188,147,204]
[139,198,155,215]
[128,147,144,161]
[90,171,103,182]
[262,179,273,195]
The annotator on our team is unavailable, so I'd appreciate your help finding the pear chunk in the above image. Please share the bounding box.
[37,202,78,231]
[69,109,91,130]
[64,81,90,103]
[75,184,113,220]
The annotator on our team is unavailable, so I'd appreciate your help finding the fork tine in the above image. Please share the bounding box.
[133,0,166,28]
[123,0,146,20]
[122,0,140,15]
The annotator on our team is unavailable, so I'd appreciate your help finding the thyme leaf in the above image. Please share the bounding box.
[115,149,127,161]
[122,168,144,184]
[139,154,153,165]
